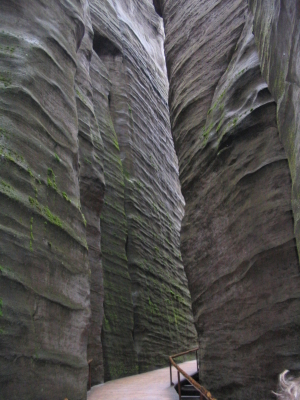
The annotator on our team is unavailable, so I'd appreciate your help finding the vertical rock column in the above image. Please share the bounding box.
[159,0,300,398]
[89,0,138,382]
[90,0,197,378]
[75,0,106,386]
[91,53,138,381]
[0,1,91,399]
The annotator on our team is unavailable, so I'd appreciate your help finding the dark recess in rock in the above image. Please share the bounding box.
[93,33,121,58]
[153,0,163,18]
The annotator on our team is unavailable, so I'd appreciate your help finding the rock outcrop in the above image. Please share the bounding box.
[159,0,300,398]
[90,0,196,381]
[0,0,196,398]
[75,1,106,386]
[249,0,300,256]
[3,0,298,399]
[0,1,99,399]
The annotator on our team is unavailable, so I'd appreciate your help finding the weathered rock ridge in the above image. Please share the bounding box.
[158,0,300,399]
[0,0,196,399]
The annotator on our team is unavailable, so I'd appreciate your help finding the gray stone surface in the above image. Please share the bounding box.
[0,0,93,399]
[3,0,298,398]
[90,50,138,382]
[249,0,300,257]
[0,0,197,397]
[159,1,300,398]
[75,1,106,386]
[90,0,197,380]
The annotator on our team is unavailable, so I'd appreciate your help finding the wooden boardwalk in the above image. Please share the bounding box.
[88,360,197,400]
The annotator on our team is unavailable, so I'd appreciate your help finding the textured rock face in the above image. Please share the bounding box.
[90,0,196,381]
[75,2,106,386]
[159,0,300,399]
[249,0,300,256]
[0,0,101,399]
[0,0,196,397]
[90,42,138,382]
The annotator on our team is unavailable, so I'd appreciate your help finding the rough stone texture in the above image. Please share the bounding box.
[0,0,94,399]
[0,0,197,396]
[75,1,106,386]
[249,0,300,258]
[90,52,138,382]
[90,0,197,379]
[159,1,300,399]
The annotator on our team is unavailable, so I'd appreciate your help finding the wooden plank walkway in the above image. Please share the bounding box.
[88,360,198,400]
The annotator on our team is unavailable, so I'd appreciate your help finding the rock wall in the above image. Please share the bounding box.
[0,0,197,397]
[75,1,106,386]
[0,0,102,399]
[90,0,196,380]
[249,0,300,256]
[90,34,138,381]
[159,0,300,398]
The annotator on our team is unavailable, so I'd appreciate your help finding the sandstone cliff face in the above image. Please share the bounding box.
[90,0,196,381]
[0,1,99,399]
[159,0,300,398]
[0,0,196,397]
[75,2,106,386]
[249,0,300,257]
[4,0,298,398]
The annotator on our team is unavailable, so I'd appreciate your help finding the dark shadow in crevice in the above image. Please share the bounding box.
[153,0,163,17]
[93,32,121,58]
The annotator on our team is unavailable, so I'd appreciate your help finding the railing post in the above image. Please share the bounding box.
[89,362,92,390]
[196,349,199,372]
[177,370,181,400]
[168,348,216,400]
[88,359,93,390]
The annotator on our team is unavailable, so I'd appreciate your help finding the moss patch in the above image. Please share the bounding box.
[44,206,63,228]
[29,196,63,228]
[62,192,71,203]
[0,72,12,87]
[47,168,58,191]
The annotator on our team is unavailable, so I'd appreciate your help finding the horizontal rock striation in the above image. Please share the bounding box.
[160,0,300,398]
[0,0,98,399]
[90,0,197,379]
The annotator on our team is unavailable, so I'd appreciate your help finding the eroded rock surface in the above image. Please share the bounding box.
[90,48,138,382]
[0,0,96,399]
[0,0,197,397]
[75,1,106,386]
[159,0,300,398]
[90,0,197,380]
[249,0,300,256]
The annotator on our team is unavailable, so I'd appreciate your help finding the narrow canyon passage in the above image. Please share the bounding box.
[0,1,299,400]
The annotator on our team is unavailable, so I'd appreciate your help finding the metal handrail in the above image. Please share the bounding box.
[169,348,216,400]
[88,359,93,390]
